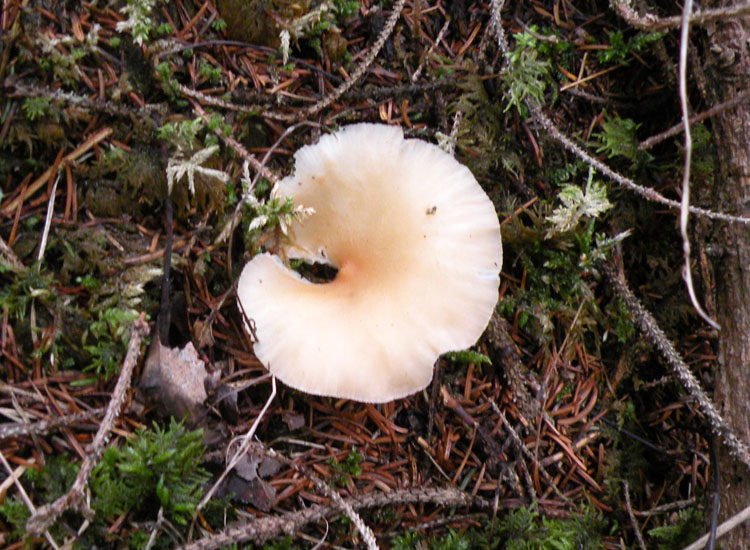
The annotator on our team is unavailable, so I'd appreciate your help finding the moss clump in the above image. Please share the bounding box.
[90,419,209,527]
[389,506,606,550]
[648,508,703,550]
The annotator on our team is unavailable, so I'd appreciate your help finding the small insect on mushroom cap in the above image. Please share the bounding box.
[237,123,502,403]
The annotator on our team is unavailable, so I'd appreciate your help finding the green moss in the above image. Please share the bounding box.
[496,506,605,550]
[90,419,209,526]
[1,422,211,546]
[390,507,605,550]
[0,456,81,543]
[22,97,51,120]
[0,496,30,542]
[597,30,664,65]
[454,69,520,177]
[328,447,364,487]
[648,508,703,550]
[0,264,56,320]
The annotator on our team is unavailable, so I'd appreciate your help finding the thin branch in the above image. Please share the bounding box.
[302,0,406,119]
[486,6,750,226]
[612,0,750,31]
[489,0,510,65]
[178,487,479,550]
[26,315,149,535]
[412,19,450,82]
[601,262,750,468]
[254,442,380,550]
[316,477,380,550]
[683,502,750,550]
[190,102,278,185]
[639,89,750,150]
[623,481,647,550]
[633,498,696,517]
[0,408,104,441]
[530,105,750,225]
[191,377,277,530]
[36,173,60,263]
[677,0,719,329]
[487,398,571,504]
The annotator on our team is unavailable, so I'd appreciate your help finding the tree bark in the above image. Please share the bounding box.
[701,11,750,547]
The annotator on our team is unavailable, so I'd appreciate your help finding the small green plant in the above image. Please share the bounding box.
[598,30,664,65]
[502,32,555,115]
[595,115,643,162]
[240,165,315,244]
[503,48,550,114]
[198,61,223,85]
[328,448,363,486]
[332,0,360,18]
[166,145,230,195]
[496,506,605,550]
[0,265,57,319]
[278,1,360,63]
[90,419,209,526]
[82,307,139,379]
[246,194,314,235]
[157,117,205,151]
[0,455,80,542]
[648,507,703,549]
[1,423,210,544]
[514,27,573,60]
[117,0,156,46]
[604,299,636,343]
[264,536,297,550]
[22,96,51,120]
[392,509,605,550]
[444,349,492,366]
[211,18,227,32]
[500,205,628,345]
[0,496,29,541]
[547,169,612,235]
[155,22,174,36]
[34,25,101,84]
[155,61,183,102]
[391,531,423,550]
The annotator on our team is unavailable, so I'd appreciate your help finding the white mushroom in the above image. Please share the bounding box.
[237,123,502,402]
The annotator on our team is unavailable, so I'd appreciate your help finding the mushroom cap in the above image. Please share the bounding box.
[237,123,502,402]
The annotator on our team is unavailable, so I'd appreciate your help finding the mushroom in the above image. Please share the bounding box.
[237,123,502,402]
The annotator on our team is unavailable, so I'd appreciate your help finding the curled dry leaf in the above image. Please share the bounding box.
[139,340,208,422]
[282,410,305,431]
[217,454,280,511]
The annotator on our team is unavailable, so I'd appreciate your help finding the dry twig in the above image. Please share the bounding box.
[639,89,750,150]
[302,0,407,119]
[601,262,750,468]
[623,480,647,550]
[612,0,750,31]
[676,0,719,329]
[683,502,750,550]
[179,487,480,550]
[531,105,750,226]
[0,451,59,548]
[26,315,149,535]
[0,408,104,441]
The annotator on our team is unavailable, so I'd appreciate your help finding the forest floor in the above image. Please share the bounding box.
[0,0,724,548]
